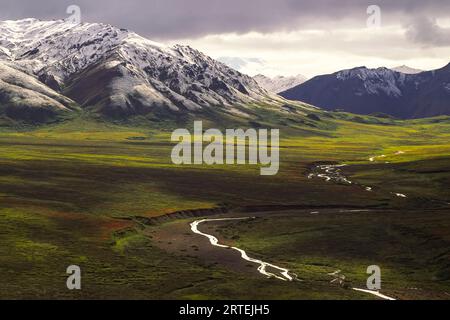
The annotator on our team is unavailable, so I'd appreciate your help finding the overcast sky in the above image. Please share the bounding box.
[1,0,449,77]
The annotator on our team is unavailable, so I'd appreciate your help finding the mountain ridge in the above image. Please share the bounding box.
[391,65,424,74]
[254,74,307,94]
[0,18,282,122]
[280,63,450,119]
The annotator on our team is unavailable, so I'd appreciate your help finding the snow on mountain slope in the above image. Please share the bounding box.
[281,64,450,119]
[254,74,307,94]
[0,61,77,121]
[336,67,405,97]
[0,19,274,118]
[391,65,424,74]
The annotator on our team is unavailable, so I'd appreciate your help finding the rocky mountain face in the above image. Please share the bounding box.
[0,61,77,122]
[254,74,307,94]
[280,64,450,119]
[0,18,273,121]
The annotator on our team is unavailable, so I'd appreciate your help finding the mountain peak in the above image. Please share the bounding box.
[0,18,274,121]
[254,74,307,93]
[335,66,396,82]
[391,65,423,74]
[281,64,450,119]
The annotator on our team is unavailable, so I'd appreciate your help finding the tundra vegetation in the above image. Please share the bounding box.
[0,108,449,299]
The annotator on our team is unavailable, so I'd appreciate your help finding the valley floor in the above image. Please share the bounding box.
[0,115,449,299]
[150,208,450,300]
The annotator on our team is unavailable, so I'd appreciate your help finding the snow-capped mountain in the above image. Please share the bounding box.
[254,74,307,94]
[391,65,424,74]
[334,67,405,97]
[280,64,450,119]
[0,18,274,120]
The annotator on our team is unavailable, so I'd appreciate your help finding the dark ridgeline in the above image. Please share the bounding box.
[280,63,450,119]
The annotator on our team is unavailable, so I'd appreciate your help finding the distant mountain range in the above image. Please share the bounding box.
[281,64,450,119]
[0,19,280,122]
[253,74,307,94]
[1,19,448,123]
[391,65,423,74]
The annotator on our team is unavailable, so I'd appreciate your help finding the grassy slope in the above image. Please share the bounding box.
[0,110,449,299]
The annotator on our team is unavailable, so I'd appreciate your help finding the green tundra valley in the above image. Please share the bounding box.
[1,105,449,299]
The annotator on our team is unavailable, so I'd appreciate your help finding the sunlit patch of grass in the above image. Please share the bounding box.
[15,240,60,262]
[113,233,147,254]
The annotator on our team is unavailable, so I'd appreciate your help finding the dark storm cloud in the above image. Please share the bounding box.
[0,0,449,40]
[405,16,450,47]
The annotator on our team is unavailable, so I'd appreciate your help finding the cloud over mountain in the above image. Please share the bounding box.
[1,0,449,40]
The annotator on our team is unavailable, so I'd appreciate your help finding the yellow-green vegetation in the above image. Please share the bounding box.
[212,209,450,300]
[0,110,449,299]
